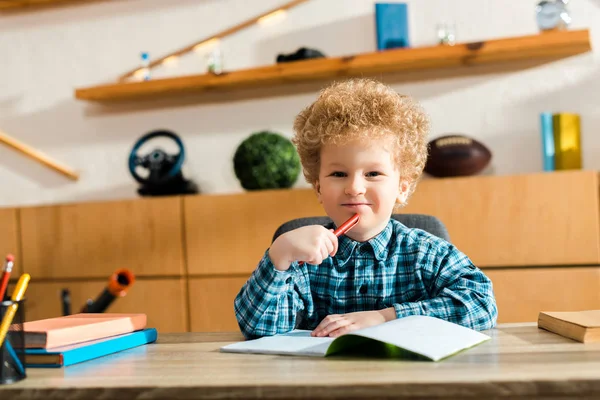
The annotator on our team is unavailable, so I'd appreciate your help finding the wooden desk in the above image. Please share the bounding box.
[2,324,600,399]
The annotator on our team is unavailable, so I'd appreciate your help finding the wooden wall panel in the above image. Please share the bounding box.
[185,189,325,275]
[14,278,188,333]
[485,267,600,323]
[188,268,600,329]
[0,207,21,277]
[6,170,600,333]
[19,197,185,278]
[403,170,600,267]
[188,277,249,332]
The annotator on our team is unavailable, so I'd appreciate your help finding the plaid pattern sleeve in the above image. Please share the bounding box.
[233,251,313,339]
[391,230,498,331]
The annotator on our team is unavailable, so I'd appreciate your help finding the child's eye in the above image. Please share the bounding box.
[330,172,346,177]
[366,171,382,177]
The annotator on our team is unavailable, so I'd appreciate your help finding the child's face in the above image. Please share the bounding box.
[316,137,408,242]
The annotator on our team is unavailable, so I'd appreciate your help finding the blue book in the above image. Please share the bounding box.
[23,328,157,368]
[540,112,555,171]
[375,3,409,50]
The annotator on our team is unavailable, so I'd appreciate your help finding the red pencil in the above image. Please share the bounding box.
[299,213,360,265]
[0,254,14,301]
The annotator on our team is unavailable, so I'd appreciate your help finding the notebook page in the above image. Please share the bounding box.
[220,330,334,356]
[351,315,490,361]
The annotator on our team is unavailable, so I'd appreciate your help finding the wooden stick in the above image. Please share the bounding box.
[117,0,311,82]
[0,129,79,181]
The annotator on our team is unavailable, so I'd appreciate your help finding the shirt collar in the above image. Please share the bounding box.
[335,219,393,263]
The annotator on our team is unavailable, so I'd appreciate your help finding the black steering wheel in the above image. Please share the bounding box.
[128,130,185,185]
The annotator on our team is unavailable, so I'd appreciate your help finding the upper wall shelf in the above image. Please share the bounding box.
[0,0,90,10]
[74,29,591,103]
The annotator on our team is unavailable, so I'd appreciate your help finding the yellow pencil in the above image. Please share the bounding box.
[0,273,30,348]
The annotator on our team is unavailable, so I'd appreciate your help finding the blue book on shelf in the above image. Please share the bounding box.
[540,112,555,171]
[22,328,157,368]
[375,3,409,50]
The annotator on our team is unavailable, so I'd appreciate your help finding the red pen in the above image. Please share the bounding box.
[332,213,360,237]
[299,213,360,265]
[0,254,14,301]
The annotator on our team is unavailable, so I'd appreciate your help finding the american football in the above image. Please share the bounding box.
[424,135,492,178]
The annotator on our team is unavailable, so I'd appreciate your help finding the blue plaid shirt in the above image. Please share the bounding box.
[234,219,497,339]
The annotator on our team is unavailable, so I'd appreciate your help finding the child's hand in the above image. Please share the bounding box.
[268,225,338,271]
[311,309,396,338]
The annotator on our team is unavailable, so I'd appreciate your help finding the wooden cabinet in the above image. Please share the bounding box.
[403,170,600,267]
[486,267,600,323]
[188,277,249,332]
[400,170,600,324]
[19,197,185,278]
[184,189,325,276]
[13,278,188,333]
[0,208,21,276]
[3,170,599,331]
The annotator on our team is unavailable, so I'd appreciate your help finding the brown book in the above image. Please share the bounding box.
[21,313,147,349]
[538,310,600,343]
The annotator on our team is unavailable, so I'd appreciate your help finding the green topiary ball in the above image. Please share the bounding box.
[233,131,301,191]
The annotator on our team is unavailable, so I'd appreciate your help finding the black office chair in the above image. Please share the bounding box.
[272,214,450,243]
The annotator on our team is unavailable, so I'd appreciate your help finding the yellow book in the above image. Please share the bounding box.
[538,310,600,343]
[552,113,581,170]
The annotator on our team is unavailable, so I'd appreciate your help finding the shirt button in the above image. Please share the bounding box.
[359,284,368,294]
[285,277,292,284]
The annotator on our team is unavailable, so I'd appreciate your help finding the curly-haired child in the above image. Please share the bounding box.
[234,78,497,339]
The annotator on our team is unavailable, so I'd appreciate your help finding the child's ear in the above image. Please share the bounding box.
[315,181,323,204]
[396,180,409,205]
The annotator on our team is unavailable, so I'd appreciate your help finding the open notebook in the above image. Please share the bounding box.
[221,315,490,361]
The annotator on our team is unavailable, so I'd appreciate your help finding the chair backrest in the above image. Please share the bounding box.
[272,214,450,243]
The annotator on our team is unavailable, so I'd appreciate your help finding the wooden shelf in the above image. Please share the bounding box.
[0,0,92,10]
[75,29,591,103]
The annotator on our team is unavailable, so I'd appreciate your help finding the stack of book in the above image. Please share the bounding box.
[20,313,157,368]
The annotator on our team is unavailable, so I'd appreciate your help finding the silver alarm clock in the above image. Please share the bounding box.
[536,0,571,31]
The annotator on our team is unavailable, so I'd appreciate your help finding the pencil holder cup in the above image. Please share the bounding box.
[0,299,26,385]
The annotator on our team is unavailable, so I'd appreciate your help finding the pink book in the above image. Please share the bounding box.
[22,313,147,349]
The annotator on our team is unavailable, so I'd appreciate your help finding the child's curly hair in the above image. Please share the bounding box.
[292,78,430,204]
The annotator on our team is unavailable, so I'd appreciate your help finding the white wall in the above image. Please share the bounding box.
[0,0,598,207]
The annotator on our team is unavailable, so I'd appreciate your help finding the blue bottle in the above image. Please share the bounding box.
[140,52,151,81]
[540,112,555,171]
